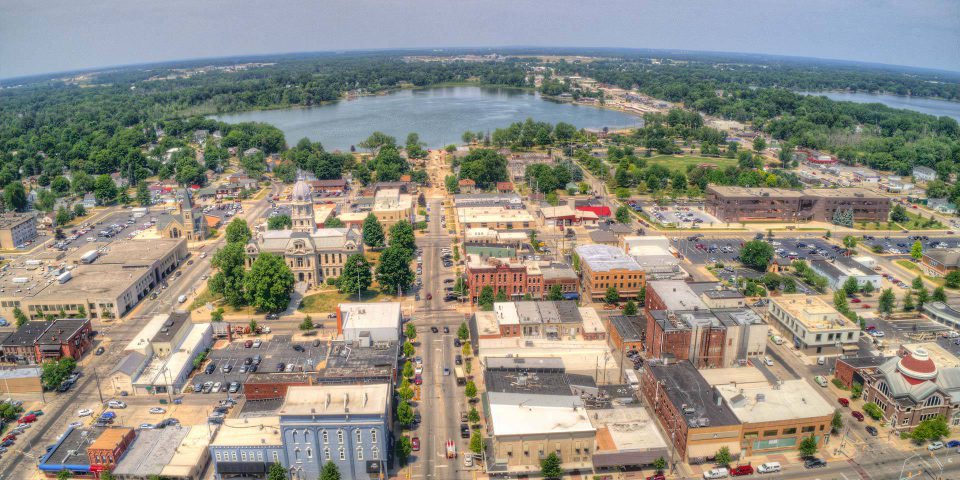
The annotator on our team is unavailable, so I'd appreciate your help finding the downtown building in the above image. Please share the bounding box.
[464,255,578,303]
[705,186,890,223]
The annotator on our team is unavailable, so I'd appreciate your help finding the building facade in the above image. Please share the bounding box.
[574,244,645,302]
[860,348,960,429]
[705,186,890,223]
[0,213,37,249]
[767,295,861,355]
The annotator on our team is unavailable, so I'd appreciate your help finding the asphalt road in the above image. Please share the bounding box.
[0,183,280,479]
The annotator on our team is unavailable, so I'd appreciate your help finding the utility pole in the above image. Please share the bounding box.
[93,367,104,404]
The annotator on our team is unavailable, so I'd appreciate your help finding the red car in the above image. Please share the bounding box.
[865,325,877,331]
[850,298,861,303]
[730,465,754,476]
[1,434,15,442]
[411,437,420,451]
[852,411,865,422]
[426,293,432,300]
[646,475,666,480]
[838,398,850,407]
[414,374,422,385]
[18,414,36,424]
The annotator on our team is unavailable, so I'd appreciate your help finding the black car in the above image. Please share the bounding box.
[205,363,216,374]
[865,426,878,436]
[455,354,463,365]
[443,326,450,333]
[454,338,461,347]
[248,364,258,373]
[460,423,470,438]
[244,357,253,365]
[265,313,279,320]
[293,344,305,352]
[430,326,439,333]
[95,346,105,355]
[804,458,827,469]
[277,362,286,372]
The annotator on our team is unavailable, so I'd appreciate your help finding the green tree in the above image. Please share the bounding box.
[57,470,73,480]
[55,207,72,226]
[376,246,415,294]
[388,220,417,258]
[911,240,924,261]
[267,215,292,230]
[210,308,224,322]
[623,300,638,316]
[842,276,860,296]
[604,286,620,304]
[4,182,27,211]
[465,380,477,398]
[917,287,930,309]
[879,288,896,314]
[362,214,385,248]
[397,400,414,426]
[798,435,818,457]
[267,462,287,480]
[457,322,469,341]
[93,174,117,205]
[862,280,875,296]
[540,452,563,480]
[13,307,27,328]
[478,286,495,311]
[831,410,844,433]
[909,416,950,444]
[890,204,909,223]
[752,136,767,153]
[851,382,863,399]
[225,218,252,244]
[714,446,731,467]
[100,471,116,480]
[405,323,417,340]
[339,254,372,296]
[468,407,481,423]
[842,235,858,249]
[324,217,345,228]
[652,457,667,473]
[398,379,413,401]
[615,206,631,224]
[933,286,947,302]
[319,460,342,480]
[136,182,151,206]
[402,361,414,378]
[546,284,564,301]
[912,276,924,290]
[903,292,915,311]
[299,316,314,331]
[244,253,294,313]
[249,319,259,334]
[41,357,77,390]
[740,240,774,271]
[403,341,415,358]
[946,271,960,289]
[73,203,86,218]
[396,436,412,465]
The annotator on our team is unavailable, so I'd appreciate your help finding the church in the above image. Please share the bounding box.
[245,180,361,289]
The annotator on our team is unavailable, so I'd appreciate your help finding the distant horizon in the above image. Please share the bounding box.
[3,46,960,85]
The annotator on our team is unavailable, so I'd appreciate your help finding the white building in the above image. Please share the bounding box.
[767,295,861,356]
[621,235,683,279]
[809,256,882,291]
[913,166,937,183]
[337,302,402,343]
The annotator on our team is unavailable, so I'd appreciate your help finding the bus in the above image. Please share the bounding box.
[454,366,466,386]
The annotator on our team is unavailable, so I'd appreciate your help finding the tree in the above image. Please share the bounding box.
[55,207,72,226]
[798,435,818,457]
[93,174,117,205]
[752,136,767,153]
[299,316,314,331]
[403,341,415,358]
[540,452,563,480]
[933,286,947,302]
[267,462,287,480]
[362,214,385,248]
[851,382,863,399]
[41,357,77,390]
[842,276,860,296]
[879,288,896,314]
[912,276,924,290]
[831,410,844,433]
[324,217,344,228]
[652,457,667,473]
[136,182,151,206]
[3,182,26,211]
[740,240,774,271]
[465,380,477,398]
[249,319,259,334]
[244,253,294,312]
[470,432,484,454]
[73,203,86,218]
[396,436,412,464]
[57,470,73,480]
[210,308,224,322]
[267,215,292,230]
[209,243,248,308]
[546,284,564,301]
[402,361,414,378]
[890,204,909,223]
[946,270,960,289]
[909,415,950,443]
[615,206,631,224]
[714,446,731,467]
[13,307,27,328]
[388,220,416,257]
[405,323,417,341]
[397,400,414,426]
[225,218,252,244]
[478,286,495,311]
[604,286,620,304]
[376,246,414,294]
[494,290,508,302]
[319,460,342,480]
[903,292,915,311]
[339,253,372,296]
[911,240,924,261]
[862,280,875,296]
[917,287,930,309]
[468,407,481,423]
[843,235,858,249]
[457,322,469,341]
[100,471,116,480]
[623,300,638,316]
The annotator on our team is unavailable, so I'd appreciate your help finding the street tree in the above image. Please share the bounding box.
[623,301,638,316]
[652,457,667,473]
[362,214,385,248]
[546,284,564,301]
[13,307,27,328]
[933,286,948,302]
[468,407,480,423]
[225,218,252,244]
[917,287,930,309]
[909,415,950,444]
[299,316,314,331]
[397,400,414,426]
[465,380,477,398]
[615,206,631,224]
[890,204,909,223]
[209,243,248,308]
[862,280,875,296]
[470,432,484,454]
[339,253,372,296]
[842,236,858,249]
[903,292,915,311]
[267,463,286,480]
[458,322,469,341]
[911,241,924,261]
[375,246,414,294]
[740,240,774,271]
[540,452,563,480]
[947,271,960,288]
[388,220,417,258]
[405,323,417,340]
[403,341,415,358]
[912,276,924,290]
[73,204,86,218]
[831,410,843,433]
[478,286,495,311]
[244,253,295,313]
[842,276,860,296]
[714,446,731,467]
[798,435,818,457]
[402,361,414,378]
[879,288,896,314]
[319,461,342,480]
[604,286,620,304]
[396,437,412,465]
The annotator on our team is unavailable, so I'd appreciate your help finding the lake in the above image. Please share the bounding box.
[797,91,960,121]
[212,86,642,151]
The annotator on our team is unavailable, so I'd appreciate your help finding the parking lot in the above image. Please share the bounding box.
[672,236,744,264]
[189,335,328,393]
[862,235,959,255]
[633,202,722,227]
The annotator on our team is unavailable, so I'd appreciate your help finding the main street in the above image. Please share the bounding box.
[0,183,281,479]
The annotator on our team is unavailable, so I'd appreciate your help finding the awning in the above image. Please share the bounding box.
[563,292,580,300]
[216,462,269,474]
[592,449,668,468]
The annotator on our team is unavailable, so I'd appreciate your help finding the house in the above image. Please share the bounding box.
[243,147,261,158]
[458,178,476,193]
[496,182,513,193]
[913,166,937,183]
[928,198,957,215]
[921,248,960,277]
[82,193,97,209]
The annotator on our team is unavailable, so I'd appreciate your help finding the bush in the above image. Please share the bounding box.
[326,277,339,286]
[831,378,849,390]
[863,402,884,420]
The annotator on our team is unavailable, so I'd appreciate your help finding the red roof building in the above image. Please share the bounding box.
[576,205,611,217]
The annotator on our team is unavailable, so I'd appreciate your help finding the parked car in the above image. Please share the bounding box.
[411,437,420,451]
[107,400,126,409]
[947,440,960,448]
[865,426,878,436]
[703,468,729,479]
[729,465,754,476]
[757,462,782,474]
[646,475,666,480]
[852,411,865,421]
[838,398,850,407]
[929,441,945,451]
[95,346,105,355]
[77,409,93,417]
[149,407,166,414]
[804,458,827,469]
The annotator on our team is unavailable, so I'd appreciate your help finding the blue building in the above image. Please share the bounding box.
[210,383,390,480]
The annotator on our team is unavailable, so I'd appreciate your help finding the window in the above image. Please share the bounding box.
[323,430,329,444]
[307,448,312,459]
[357,447,364,460]
[292,431,298,443]
[925,396,943,407]
[216,452,222,461]
[372,447,379,460]
[371,429,377,443]
[338,430,344,444]
[241,451,247,461]
[356,429,362,443]
[295,448,301,462]
[258,452,264,461]
[273,452,279,463]
[324,448,331,460]
[763,429,778,437]
[232,452,238,461]
[782,428,797,435]
[339,448,346,461]
[801,426,815,433]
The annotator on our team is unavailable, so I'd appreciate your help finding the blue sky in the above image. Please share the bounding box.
[1,0,957,79]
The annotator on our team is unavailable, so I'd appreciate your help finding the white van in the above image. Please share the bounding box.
[814,375,828,387]
[771,335,784,345]
[817,356,825,365]
[177,294,187,303]
[757,462,782,474]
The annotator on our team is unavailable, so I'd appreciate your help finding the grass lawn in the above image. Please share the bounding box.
[299,289,397,313]
[188,286,260,314]
[896,211,945,230]
[894,260,945,287]
[645,155,737,173]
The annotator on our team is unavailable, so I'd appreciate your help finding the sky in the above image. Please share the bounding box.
[1,0,958,79]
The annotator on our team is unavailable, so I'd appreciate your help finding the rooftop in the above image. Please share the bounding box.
[41,426,105,469]
[149,311,190,345]
[487,392,595,437]
[647,280,708,311]
[838,355,892,369]
[810,256,874,280]
[609,315,644,343]
[592,406,669,458]
[114,427,191,477]
[279,383,390,416]
[924,249,960,267]
[805,187,885,199]
[646,361,740,427]
[89,427,133,451]
[456,206,535,223]
[708,186,805,198]
[2,321,52,347]
[770,295,856,331]
[125,314,173,352]
[716,379,834,423]
[575,244,642,272]
[340,302,401,330]
[0,365,40,380]
[210,416,282,447]
[484,357,580,396]
[0,213,34,229]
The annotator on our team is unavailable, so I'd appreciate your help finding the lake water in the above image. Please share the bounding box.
[212,86,642,151]
[797,91,960,121]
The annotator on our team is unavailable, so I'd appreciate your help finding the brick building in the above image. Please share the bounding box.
[87,427,136,477]
[574,244,645,302]
[0,318,92,364]
[705,186,890,223]
[465,256,578,303]
[859,347,960,429]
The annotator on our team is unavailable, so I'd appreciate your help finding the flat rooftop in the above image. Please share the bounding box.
[901,343,960,368]
[839,355,892,369]
[484,358,579,397]
[125,314,171,352]
[593,406,669,454]
[0,366,40,379]
[646,361,740,427]
[805,187,885,199]
[647,280,707,311]
[609,315,644,343]
[771,294,856,331]
[0,213,34,229]
[150,311,190,344]
[42,426,105,469]
[717,379,834,423]
[340,302,401,331]
[211,416,282,447]
[487,392,595,437]
[708,186,805,198]
[279,383,389,416]
[575,244,642,272]
[163,426,210,478]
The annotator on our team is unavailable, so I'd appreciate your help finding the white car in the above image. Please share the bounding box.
[703,468,729,479]
[77,409,93,417]
[757,462,781,474]
[149,407,166,414]
[212,382,222,393]
[928,441,945,451]
[872,331,886,337]
[69,421,83,428]
[139,423,156,430]
[107,400,127,409]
